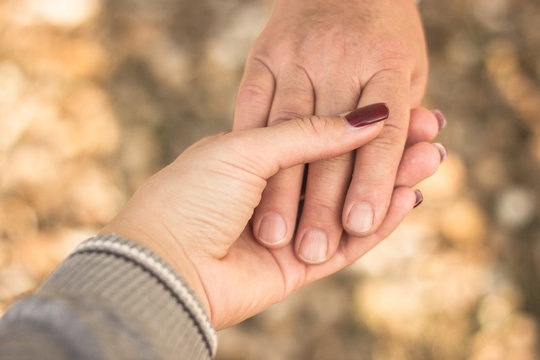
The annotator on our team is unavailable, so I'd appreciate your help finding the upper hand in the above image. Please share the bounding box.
[234,0,429,263]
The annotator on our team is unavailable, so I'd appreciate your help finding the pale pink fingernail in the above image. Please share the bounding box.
[258,212,287,246]
[346,202,374,234]
[297,229,328,264]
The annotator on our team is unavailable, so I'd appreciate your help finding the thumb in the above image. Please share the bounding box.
[228,103,389,179]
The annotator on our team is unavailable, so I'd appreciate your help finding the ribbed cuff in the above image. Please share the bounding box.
[39,234,217,359]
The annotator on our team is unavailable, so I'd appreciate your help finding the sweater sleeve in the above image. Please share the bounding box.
[0,234,217,360]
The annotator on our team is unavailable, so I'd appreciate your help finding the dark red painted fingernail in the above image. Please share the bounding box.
[413,189,423,208]
[344,103,389,128]
[433,109,447,131]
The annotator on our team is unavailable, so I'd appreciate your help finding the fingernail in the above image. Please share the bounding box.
[433,109,447,130]
[414,189,423,208]
[297,229,328,264]
[433,142,448,162]
[343,103,389,128]
[258,212,287,246]
[346,203,374,234]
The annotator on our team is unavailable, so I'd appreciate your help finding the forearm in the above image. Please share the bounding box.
[0,235,217,360]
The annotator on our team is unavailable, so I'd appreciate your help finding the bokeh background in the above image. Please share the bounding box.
[0,0,539,358]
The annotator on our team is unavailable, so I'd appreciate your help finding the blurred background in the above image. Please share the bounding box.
[0,0,539,358]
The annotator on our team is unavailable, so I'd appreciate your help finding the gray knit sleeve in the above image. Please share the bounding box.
[0,234,217,360]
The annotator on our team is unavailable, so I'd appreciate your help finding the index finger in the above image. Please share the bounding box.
[233,58,275,130]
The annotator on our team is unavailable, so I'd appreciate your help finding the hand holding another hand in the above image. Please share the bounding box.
[100,106,445,329]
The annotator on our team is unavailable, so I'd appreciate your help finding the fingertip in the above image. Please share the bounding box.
[255,212,288,247]
[251,166,304,249]
[432,109,447,131]
[395,141,444,187]
[394,186,420,213]
[343,202,375,237]
[407,107,440,145]
[413,189,423,208]
[296,228,329,264]
[432,142,448,163]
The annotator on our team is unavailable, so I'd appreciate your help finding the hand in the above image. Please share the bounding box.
[100,107,444,329]
[234,0,429,263]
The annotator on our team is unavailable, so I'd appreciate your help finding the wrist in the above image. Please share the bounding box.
[99,219,212,318]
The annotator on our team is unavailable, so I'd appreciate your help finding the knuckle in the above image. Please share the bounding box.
[325,152,354,167]
[382,121,408,138]
[378,36,410,63]
[296,115,331,139]
[237,83,272,104]
[364,121,408,151]
[358,123,409,167]
[371,132,403,149]
[270,110,306,124]
[367,46,412,81]
[218,134,272,175]
[370,67,410,88]
[306,199,340,217]
[353,158,398,185]
[303,191,344,219]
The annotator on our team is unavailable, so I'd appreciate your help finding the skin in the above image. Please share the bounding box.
[234,0,429,264]
[100,110,444,330]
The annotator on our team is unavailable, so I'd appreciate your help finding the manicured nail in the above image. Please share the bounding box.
[343,103,389,128]
[258,212,287,246]
[414,189,423,208]
[297,229,328,264]
[433,109,447,130]
[346,202,374,234]
[433,142,448,162]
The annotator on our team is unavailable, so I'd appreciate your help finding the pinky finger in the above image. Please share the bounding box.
[406,108,447,147]
[395,142,447,187]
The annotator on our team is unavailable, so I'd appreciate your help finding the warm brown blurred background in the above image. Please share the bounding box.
[0,0,539,359]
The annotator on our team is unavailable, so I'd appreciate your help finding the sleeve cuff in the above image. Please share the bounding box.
[38,234,217,358]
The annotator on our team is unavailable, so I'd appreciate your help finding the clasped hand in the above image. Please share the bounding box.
[101,107,444,329]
